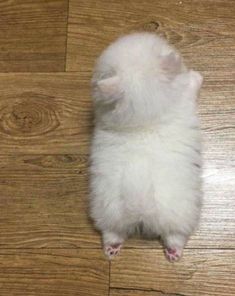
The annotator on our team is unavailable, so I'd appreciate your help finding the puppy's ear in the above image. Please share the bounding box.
[187,70,203,91]
[97,76,122,102]
[160,52,182,75]
[174,70,203,95]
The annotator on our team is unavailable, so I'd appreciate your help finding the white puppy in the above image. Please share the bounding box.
[89,32,203,262]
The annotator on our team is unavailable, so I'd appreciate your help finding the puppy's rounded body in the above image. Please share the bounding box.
[90,33,203,261]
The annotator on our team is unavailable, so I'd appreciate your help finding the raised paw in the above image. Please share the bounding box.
[164,247,182,262]
[104,243,122,260]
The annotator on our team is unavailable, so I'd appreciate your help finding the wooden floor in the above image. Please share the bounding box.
[0,1,234,295]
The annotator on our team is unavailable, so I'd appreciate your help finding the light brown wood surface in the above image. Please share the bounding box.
[66,0,235,73]
[110,250,235,296]
[0,0,234,295]
[0,73,92,154]
[0,249,109,296]
[0,0,68,72]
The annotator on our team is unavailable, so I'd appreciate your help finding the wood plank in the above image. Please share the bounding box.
[110,249,235,296]
[0,154,99,248]
[66,0,235,73]
[0,73,92,154]
[0,0,68,72]
[0,249,109,296]
[0,152,233,249]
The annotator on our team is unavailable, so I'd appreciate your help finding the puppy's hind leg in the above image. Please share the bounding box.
[102,231,125,260]
[162,233,188,262]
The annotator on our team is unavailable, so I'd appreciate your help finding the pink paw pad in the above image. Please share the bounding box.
[164,247,182,262]
[104,243,122,259]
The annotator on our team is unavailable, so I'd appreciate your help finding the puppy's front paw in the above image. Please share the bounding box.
[164,247,182,262]
[104,243,122,260]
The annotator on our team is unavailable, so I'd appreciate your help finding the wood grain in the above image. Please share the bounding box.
[0,0,68,72]
[110,249,235,296]
[0,249,109,296]
[66,0,235,73]
[110,289,177,296]
[0,73,92,154]
[0,154,100,248]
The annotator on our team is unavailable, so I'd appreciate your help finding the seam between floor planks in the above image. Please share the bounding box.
[64,0,70,72]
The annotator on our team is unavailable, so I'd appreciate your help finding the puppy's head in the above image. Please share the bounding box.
[92,33,202,128]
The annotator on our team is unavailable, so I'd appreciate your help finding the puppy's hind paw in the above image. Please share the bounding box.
[104,243,122,260]
[164,247,182,262]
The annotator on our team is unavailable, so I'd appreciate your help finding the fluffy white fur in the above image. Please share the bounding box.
[89,32,203,261]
